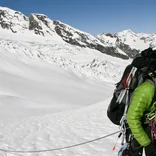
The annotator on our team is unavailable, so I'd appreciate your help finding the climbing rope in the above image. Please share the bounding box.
[0,130,120,154]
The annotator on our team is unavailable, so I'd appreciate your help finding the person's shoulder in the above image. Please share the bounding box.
[144,79,155,87]
[137,80,155,91]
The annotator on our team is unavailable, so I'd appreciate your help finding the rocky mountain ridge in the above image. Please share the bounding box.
[0,6,156,59]
[97,29,156,58]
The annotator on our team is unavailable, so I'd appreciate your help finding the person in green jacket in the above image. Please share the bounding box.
[127,79,156,156]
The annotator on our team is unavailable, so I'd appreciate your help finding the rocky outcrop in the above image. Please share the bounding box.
[53,21,128,59]
[29,14,44,36]
[104,33,117,38]
[97,30,156,58]
[54,20,88,47]
[116,41,139,58]
[0,8,28,33]
[29,14,42,30]
[98,46,129,59]
[99,32,140,58]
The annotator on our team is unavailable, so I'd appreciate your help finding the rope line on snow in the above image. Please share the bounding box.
[0,131,120,154]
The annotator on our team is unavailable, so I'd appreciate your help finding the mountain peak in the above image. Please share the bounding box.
[119,29,135,35]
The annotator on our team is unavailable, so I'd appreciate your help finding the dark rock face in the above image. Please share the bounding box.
[97,45,129,59]
[98,33,140,59]
[115,37,140,58]
[104,33,117,38]
[35,14,48,28]
[29,14,44,36]
[29,14,42,30]
[29,14,55,36]
[0,9,28,33]
[54,20,91,47]
[53,21,128,59]
[54,21,76,42]
[0,10,12,30]
[117,42,139,58]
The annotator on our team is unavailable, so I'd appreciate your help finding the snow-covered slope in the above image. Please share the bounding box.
[0,45,124,156]
[0,47,113,119]
[0,36,129,83]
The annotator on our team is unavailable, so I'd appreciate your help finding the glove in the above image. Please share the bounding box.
[145,142,156,156]
[118,143,129,156]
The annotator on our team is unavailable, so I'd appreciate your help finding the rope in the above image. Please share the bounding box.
[0,131,120,154]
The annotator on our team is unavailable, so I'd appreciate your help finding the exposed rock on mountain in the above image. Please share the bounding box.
[97,30,156,58]
[53,20,129,59]
[0,7,128,59]
[0,7,28,33]
[0,6,156,60]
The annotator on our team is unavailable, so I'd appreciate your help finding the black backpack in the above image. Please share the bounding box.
[107,48,156,125]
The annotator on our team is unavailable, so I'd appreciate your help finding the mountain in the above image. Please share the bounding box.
[0,6,131,59]
[97,29,156,58]
[1,7,156,60]
[1,6,156,60]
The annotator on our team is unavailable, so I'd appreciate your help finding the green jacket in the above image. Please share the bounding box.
[127,80,155,147]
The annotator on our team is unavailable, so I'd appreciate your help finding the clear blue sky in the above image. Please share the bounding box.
[0,0,156,36]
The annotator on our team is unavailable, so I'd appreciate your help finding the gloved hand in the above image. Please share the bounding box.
[118,143,129,156]
[145,142,156,156]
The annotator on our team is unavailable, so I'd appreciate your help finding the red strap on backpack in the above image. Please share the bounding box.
[149,116,156,142]
[122,73,133,89]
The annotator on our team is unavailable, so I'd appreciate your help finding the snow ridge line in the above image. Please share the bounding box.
[0,131,120,153]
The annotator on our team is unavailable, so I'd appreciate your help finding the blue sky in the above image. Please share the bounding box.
[0,0,156,36]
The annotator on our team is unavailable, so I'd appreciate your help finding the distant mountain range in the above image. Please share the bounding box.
[0,6,156,60]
